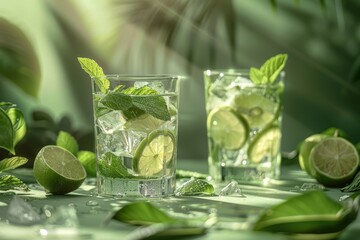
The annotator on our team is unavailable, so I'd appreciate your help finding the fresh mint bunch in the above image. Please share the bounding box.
[250,54,288,84]
[77,57,171,121]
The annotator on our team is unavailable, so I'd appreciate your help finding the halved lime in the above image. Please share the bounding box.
[33,145,86,195]
[133,130,175,177]
[309,137,359,187]
[298,134,328,177]
[207,106,249,150]
[248,125,281,163]
[234,90,280,129]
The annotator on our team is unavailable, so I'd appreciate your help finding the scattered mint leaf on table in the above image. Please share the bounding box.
[0,175,29,191]
[175,178,215,196]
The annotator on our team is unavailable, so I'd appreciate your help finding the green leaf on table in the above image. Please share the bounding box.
[113,202,179,225]
[56,131,79,156]
[175,179,215,196]
[0,157,28,173]
[0,108,15,154]
[77,57,109,93]
[78,151,96,177]
[0,175,29,191]
[341,171,360,192]
[253,191,358,236]
[6,107,26,146]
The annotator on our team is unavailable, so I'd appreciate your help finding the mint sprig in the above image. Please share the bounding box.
[77,57,110,93]
[250,53,288,84]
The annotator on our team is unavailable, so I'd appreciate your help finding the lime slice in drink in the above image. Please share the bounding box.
[207,106,249,150]
[125,113,164,132]
[33,145,87,195]
[309,137,359,187]
[234,91,280,129]
[298,134,328,177]
[248,125,281,163]
[133,130,175,177]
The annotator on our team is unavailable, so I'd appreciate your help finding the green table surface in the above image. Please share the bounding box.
[1,159,359,240]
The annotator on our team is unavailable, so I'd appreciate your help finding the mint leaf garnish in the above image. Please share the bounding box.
[100,92,133,111]
[175,179,215,196]
[132,96,170,121]
[0,157,28,173]
[250,53,288,84]
[56,131,79,156]
[77,57,110,93]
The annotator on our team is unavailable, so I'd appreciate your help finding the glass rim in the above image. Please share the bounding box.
[204,69,286,77]
[91,74,184,81]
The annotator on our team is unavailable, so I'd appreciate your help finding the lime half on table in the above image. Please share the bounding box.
[234,91,280,130]
[248,125,281,164]
[310,137,359,187]
[133,130,175,177]
[207,106,249,150]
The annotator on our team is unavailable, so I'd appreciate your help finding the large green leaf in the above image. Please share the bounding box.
[56,131,79,156]
[0,108,15,154]
[253,191,358,235]
[0,18,41,98]
[6,108,26,146]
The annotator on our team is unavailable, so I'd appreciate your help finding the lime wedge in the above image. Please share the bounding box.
[133,130,175,177]
[248,125,281,163]
[207,106,249,150]
[310,137,359,187]
[298,134,328,177]
[33,145,86,195]
[234,90,280,129]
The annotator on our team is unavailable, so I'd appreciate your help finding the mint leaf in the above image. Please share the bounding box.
[112,202,179,225]
[259,53,288,83]
[100,92,133,111]
[98,152,135,178]
[0,157,28,173]
[0,175,29,191]
[0,108,15,154]
[249,67,267,84]
[132,96,170,121]
[77,57,110,93]
[6,108,26,146]
[56,131,79,156]
[175,179,215,196]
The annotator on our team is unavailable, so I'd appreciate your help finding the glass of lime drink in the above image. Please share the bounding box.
[92,74,180,197]
[204,69,285,184]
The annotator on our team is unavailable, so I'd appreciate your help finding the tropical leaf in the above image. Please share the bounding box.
[0,18,41,98]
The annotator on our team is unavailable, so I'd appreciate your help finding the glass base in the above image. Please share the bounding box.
[97,175,176,197]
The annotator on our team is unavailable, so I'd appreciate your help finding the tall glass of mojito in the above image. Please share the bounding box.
[204,54,287,184]
[92,74,180,197]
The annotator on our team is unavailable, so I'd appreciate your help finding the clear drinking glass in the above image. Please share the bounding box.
[92,74,180,197]
[204,69,284,184]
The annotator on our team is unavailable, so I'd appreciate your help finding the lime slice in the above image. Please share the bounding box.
[207,106,249,150]
[125,113,164,132]
[234,90,280,129]
[298,134,328,177]
[33,145,86,195]
[309,137,359,187]
[133,130,175,177]
[248,125,281,163]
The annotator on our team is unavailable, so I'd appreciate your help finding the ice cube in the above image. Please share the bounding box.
[226,76,253,90]
[219,180,245,197]
[97,110,126,134]
[6,196,42,225]
[209,74,229,99]
[97,130,146,156]
[45,205,78,227]
[134,80,165,94]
